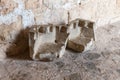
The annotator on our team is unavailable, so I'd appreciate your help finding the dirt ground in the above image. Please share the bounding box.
[0,21,120,80]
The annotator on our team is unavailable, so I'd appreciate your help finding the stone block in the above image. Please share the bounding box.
[29,19,95,61]
[29,24,69,61]
[67,19,95,52]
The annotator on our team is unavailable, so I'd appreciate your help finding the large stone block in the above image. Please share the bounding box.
[29,18,95,61]
[29,24,69,61]
[67,19,95,52]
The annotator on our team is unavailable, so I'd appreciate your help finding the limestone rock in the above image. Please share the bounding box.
[29,18,95,60]
[67,19,95,52]
[29,24,69,61]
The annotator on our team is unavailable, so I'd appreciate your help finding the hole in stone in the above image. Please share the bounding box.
[57,55,59,58]
[55,40,58,43]
[50,26,53,32]
[88,22,94,28]
[78,20,85,27]
[56,26,59,32]
[79,2,81,5]
[39,26,46,33]
[60,26,67,32]
[73,22,76,28]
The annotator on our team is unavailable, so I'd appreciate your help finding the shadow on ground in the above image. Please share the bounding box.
[6,28,31,60]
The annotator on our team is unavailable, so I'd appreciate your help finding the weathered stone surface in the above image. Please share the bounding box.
[0,63,8,78]
[0,44,9,60]
[29,18,95,60]
[84,53,101,60]
[25,0,42,10]
[0,19,120,80]
[116,69,120,74]
[67,19,95,52]
[29,24,69,61]
[84,62,97,70]
[0,0,17,15]
[64,73,82,80]
[0,0,120,26]
[0,16,22,42]
[0,0,120,80]
[54,61,64,68]
[6,28,29,56]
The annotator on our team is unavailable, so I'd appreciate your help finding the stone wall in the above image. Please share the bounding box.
[1,0,120,28]
[0,0,120,58]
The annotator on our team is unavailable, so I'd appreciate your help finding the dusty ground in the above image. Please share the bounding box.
[0,21,120,80]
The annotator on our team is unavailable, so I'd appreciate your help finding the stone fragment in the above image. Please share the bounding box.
[29,24,69,61]
[0,16,22,42]
[67,19,95,52]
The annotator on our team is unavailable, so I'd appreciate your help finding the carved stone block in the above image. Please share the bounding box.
[29,24,69,61]
[29,19,95,61]
[67,19,95,52]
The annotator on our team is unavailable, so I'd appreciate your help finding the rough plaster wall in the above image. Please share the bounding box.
[0,0,120,27]
[0,0,119,36]
[0,0,35,27]
[1,0,120,28]
[0,0,120,57]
